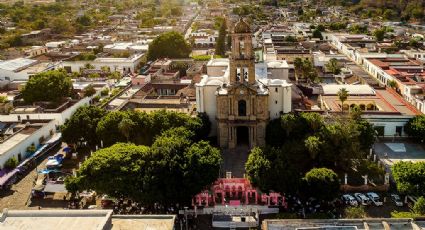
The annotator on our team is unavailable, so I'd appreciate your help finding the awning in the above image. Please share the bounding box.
[43,183,67,193]
[0,169,19,187]
[38,169,62,174]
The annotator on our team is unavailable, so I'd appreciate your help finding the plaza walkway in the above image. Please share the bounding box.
[221,145,249,178]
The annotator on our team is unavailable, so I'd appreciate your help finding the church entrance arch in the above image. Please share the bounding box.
[236,126,249,146]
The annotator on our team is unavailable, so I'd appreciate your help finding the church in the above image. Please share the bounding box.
[195,19,292,149]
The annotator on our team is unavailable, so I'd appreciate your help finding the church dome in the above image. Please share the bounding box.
[234,18,250,33]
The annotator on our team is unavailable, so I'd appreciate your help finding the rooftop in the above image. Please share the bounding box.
[0,58,38,72]
[263,218,420,230]
[0,209,175,230]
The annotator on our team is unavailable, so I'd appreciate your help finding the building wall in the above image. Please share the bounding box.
[268,85,291,119]
[196,83,220,136]
[0,120,56,169]
[0,96,92,127]
[363,115,413,137]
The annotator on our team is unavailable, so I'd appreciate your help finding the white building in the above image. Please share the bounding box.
[0,58,56,83]
[61,53,145,74]
[196,57,292,139]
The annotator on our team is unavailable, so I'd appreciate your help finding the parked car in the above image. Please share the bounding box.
[366,192,383,206]
[354,193,371,205]
[391,194,404,207]
[342,194,358,206]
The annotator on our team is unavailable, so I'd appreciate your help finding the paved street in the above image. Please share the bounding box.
[0,144,62,210]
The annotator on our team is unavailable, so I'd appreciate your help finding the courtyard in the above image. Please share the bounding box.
[374,140,425,167]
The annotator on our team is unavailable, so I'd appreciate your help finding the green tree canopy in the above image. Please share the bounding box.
[66,129,222,206]
[325,58,342,75]
[61,106,107,146]
[215,18,227,56]
[405,115,425,142]
[302,168,340,200]
[96,110,209,147]
[146,31,191,61]
[413,197,425,215]
[21,69,73,104]
[392,161,425,196]
[373,28,386,41]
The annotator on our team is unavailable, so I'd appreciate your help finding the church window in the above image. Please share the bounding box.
[239,40,245,58]
[238,100,247,116]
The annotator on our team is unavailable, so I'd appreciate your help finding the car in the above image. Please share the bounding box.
[366,192,383,206]
[391,194,404,207]
[342,194,358,206]
[354,193,371,205]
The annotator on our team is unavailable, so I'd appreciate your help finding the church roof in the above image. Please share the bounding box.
[234,18,250,33]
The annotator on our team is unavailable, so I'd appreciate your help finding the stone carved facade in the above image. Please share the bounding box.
[195,18,292,149]
[216,19,269,148]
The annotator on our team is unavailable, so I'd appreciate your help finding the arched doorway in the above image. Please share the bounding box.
[237,126,249,146]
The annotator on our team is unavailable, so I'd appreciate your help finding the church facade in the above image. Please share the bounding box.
[196,19,292,149]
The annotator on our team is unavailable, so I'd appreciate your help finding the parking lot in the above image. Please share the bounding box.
[342,192,410,218]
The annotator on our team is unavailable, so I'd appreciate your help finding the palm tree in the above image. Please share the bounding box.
[325,58,341,75]
[118,118,135,142]
[337,88,349,113]
[294,57,303,81]
[305,135,321,160]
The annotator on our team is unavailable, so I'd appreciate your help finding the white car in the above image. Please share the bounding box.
[342,194,358,206]
[354,193,371,206]
[366,192,383,206]
[391,194,404,207]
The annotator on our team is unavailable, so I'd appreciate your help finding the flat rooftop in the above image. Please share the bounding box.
[111,215,175,230]
[263,219,419,230]
[0,122,51,156]
[0,210,175,230]
[0,210,112,230]
[0,58,37,72]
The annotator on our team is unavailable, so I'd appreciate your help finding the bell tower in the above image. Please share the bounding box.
[229,18,255,85]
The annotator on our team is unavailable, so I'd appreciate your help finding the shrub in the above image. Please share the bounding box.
[4,157,18,170]
[344,206,366,218]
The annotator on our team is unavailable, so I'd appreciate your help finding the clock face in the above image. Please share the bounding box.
[240,90,244,95]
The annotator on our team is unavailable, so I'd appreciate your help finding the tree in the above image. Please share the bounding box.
[294,57,303,81]
[413,197,425,215]
[245,147,272,190]
[118,118,135,142]
[337,88,349,113]
[76,14,92,27]
[305,136,322,160]
[146,31,191,61]
[66,143,152,200]
[302,168,340,201]
[392,161,425,196]
[215,18,227,56]
[67,131,222,206]
[325,58,342,75]
[0,96,8,103]
[312,29,323,40]
[373,28,386,41]
[354,119,376,151]
[4,157,18,170]
[405,115,425,142]
[61,106,107,146]
[21,69,73,104]
[83,85,96,97]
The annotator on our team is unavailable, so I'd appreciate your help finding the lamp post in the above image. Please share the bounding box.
[184,206,188,230]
